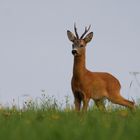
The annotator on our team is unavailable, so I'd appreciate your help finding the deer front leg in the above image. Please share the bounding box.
[82,98,90,112]
[74,91,84,111]
[74,98,81,111]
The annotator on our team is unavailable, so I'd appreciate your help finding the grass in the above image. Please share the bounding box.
[0,95,140,140]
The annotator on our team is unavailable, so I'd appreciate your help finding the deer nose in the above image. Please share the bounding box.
[72,50,78,55]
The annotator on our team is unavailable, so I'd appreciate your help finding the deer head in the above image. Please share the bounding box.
[67,24,93,56]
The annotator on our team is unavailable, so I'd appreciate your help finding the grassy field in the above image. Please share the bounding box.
[0,96,140,140]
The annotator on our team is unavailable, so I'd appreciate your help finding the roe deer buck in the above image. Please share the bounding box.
[67,24,135,111]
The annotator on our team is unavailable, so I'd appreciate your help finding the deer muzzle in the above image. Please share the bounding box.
[72,49,78,56]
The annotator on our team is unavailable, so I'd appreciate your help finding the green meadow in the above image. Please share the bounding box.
[0,96,140,140]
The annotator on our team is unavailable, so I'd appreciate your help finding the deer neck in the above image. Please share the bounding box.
[73,53,87,79]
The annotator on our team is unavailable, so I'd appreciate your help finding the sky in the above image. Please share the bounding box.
[0,0,140,107]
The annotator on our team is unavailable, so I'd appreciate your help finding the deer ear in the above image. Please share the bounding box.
[84,32,93,43]
[67,30,76,42]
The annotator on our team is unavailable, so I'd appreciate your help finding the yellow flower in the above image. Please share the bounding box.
[51,114,60,120]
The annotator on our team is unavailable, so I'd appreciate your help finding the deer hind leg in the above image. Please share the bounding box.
[108,94,135,109]
[95,99,106,111]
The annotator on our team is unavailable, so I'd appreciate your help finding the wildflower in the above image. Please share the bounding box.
[51,114,60,120]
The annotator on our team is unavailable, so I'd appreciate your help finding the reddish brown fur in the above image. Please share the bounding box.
[67,25,135,111]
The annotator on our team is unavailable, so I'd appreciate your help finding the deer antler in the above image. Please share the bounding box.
[74,23,79,39]
[80,25,91,39]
